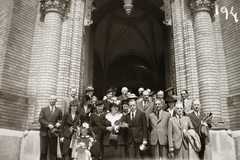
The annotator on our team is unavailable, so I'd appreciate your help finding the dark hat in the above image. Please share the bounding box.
[110,86,117,91]
[165,96,177,103]
[122,99,129,104]
[69,98,79,106]
[165,87,174,92]
[86,86,94,91]
[150,91,157,96]
[95,100,104,106]
[127,93,138,100]
[48,128,60,137]
[106,88,113,94]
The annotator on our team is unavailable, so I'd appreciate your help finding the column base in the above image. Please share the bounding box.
[211,121,228,130]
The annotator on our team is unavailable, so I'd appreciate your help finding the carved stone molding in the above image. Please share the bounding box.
[40,0,69,17]
[189,0,216,16]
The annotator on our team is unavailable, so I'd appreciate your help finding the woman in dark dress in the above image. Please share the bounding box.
[101,100,127,160]
[60,99,87,160]
[89,100,106,159]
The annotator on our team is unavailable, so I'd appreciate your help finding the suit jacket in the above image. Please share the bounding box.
[137,100,154,127]
[117,94,128,101]
[39,106,62,136]
[149,110,170,145]
[166,108,177,117]
[168,116,193,149]
[122,110,148,144]
[180,98,193,114]
[187,112,211,136]
[60,112,87,138]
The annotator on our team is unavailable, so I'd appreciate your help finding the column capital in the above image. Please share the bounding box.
[189,0,216,16]
[40,0,69,17]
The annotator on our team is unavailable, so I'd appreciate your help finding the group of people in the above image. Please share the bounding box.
[38,86,212,160]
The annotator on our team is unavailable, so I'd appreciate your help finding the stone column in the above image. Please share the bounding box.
[190,0,222,123]
[33,0,69,123]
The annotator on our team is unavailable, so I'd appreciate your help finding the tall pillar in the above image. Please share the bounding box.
[33,0,69,123]
[190,0,222,123]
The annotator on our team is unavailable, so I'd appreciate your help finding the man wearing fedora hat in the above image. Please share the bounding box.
[39,95,62,160]
[103,88,115,112]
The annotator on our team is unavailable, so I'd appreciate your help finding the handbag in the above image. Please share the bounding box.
[109,132,118,142]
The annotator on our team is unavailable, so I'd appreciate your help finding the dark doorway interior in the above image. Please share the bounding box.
[92,0,168,99]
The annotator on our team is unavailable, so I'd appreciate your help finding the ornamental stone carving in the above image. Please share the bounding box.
[40,0,69,16]
[189,0,216,16]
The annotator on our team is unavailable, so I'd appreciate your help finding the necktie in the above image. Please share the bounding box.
[183,100,185,109]
[179,115,182,127]
[131,112,134,120]
[144,101,147,110]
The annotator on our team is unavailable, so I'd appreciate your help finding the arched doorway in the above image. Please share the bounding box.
[92,0,168,98]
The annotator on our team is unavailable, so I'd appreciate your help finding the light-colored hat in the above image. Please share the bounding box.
[86,86,94,91]
[127,93,138,100]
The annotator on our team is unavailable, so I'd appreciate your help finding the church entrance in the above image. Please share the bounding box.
[91,0,169,98]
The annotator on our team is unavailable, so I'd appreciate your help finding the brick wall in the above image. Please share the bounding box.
[218,0,240,130]
[171,0,199,98]
[0,0,14,89]
[0,0,38,130]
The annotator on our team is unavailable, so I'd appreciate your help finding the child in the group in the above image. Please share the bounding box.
[71,122,94,160]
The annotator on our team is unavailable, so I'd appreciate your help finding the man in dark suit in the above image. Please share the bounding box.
[187,99,212,159]
[122,98,148,159]
[61,86,77,115]
[149,99,170,160]
[117,87,128,101]
[39,95,62,160]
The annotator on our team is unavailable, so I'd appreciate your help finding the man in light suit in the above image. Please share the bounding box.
[187,99,212,160]
[168,103,193,160]
[61,87,77,115]
[39,95,62,160]
[122,98,148,159]
[180,89,193,115]
[149,99,170,160]
[137,90,154,126]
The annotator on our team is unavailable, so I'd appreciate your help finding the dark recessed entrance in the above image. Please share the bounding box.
[92,0,168,98]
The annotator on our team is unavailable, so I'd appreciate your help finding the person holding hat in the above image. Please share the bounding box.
[39,95,62,160]
[60,98,87,160]
[101,100,127,160]
[165,96,177,117]
[168,103,194,160]
[187,99,212,160]
[89,100,106,159]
